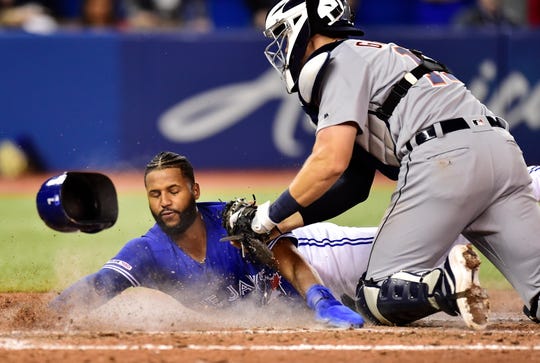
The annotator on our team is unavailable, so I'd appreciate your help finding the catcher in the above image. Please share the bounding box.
[42,151,364,328]
[224,165,540,328]
[233,0,540,331]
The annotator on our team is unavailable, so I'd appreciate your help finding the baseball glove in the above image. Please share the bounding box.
[220,197,278,270]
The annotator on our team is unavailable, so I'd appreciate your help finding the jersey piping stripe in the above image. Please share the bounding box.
[529,166,540,173]
[103,264,141,287]
[297,240,374,248]
[267,235,374,250]
[296,237,374,248]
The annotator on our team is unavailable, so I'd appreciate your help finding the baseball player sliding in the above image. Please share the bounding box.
[43,151,364,328]
[228,0,540,330]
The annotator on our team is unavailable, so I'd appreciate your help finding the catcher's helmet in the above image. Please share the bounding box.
[264,0,363,93]
[36,172,118,233]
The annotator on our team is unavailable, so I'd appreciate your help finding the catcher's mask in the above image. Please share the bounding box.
[264,0,363,93]
[36,172,118,233]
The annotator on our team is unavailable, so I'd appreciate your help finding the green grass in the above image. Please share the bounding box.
[0,182,511,292]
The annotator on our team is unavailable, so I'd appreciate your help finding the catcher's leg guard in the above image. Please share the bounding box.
[355,269,447,326]
[356,244,490,329]
[524,292,540,323]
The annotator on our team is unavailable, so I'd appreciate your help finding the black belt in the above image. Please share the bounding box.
[405,116,505,152]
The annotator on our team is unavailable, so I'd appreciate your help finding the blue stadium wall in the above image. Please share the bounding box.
[0,28,539,171]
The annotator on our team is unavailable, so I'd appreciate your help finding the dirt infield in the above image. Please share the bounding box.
[2,171,540,362]
[0,289,539,363]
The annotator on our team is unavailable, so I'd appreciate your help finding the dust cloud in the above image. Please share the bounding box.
[59,287,318,332]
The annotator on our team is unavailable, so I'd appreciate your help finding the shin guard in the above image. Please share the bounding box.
[524,292,540,323]
[355,269,451,326]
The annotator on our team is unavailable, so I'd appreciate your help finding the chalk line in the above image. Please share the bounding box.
[0,338,539,352]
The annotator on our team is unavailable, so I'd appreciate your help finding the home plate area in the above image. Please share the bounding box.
[1,289,540,363]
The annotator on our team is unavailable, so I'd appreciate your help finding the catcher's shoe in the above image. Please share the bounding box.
[444,244,490,330]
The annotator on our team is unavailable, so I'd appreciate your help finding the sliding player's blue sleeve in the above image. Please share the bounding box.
[49,237,156,314]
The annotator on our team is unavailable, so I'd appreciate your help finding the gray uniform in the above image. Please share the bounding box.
[300,39,540,312]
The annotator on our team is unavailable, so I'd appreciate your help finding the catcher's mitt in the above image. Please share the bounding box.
[220,198,277,270]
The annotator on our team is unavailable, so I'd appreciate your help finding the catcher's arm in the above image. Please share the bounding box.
[256,145,381,234]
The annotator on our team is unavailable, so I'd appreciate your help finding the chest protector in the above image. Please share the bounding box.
[297,47,449,168]
[297,51,399,167]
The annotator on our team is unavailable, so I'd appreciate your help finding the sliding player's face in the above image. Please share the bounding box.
[145,168,200,236]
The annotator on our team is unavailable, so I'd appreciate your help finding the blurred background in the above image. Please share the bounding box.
[0,0,539,177]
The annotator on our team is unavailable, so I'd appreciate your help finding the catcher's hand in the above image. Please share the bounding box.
[220,198,278,270]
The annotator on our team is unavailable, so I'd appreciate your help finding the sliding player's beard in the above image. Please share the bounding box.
[152,197,198,237]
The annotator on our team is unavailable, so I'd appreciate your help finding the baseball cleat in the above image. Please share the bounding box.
[445,244,490,330]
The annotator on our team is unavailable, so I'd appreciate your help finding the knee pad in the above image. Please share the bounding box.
[356,270,452,326]
[36,172,118,233]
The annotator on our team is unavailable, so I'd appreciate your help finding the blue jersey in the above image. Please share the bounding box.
[94,202,298,309]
